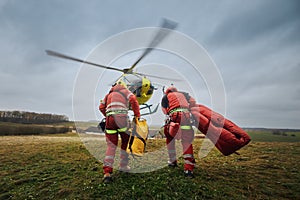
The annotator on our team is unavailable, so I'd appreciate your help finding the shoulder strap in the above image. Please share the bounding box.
[179,91,191,102]
[116,90,128,100]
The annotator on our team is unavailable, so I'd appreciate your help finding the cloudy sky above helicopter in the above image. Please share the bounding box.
[0,0,300,128]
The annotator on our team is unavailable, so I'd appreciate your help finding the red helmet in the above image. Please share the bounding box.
[165,86,178,94]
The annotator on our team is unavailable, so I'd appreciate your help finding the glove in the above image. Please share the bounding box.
[134,116,140,122]
[98,118,106,132]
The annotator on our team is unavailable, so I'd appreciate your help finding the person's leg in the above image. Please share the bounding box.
[103,133,118,174]
[181,129,195,177]
[164,125,177,166]
[119,131,130,171]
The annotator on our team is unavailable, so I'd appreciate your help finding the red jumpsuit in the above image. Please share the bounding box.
[99,84,140,174]
[161,87,196,171]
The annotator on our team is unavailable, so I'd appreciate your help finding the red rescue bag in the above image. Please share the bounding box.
[191,104,251,156]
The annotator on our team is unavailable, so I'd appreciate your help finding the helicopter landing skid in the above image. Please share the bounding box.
[139,104,159,116]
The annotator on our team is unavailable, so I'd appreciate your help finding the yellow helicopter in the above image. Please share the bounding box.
[46,18,178,115]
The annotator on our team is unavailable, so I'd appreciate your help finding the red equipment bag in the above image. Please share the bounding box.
[191,104,251,156]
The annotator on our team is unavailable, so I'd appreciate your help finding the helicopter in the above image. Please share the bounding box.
[46,18,178,116]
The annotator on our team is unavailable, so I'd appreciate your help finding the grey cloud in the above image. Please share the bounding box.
[1,0,299,128]
[206,0,300,47]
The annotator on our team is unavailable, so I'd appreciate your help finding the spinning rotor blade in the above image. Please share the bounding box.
[128,18,178,72]
[46,18,178,76]
[45,50,124,72]
[134,72,182,82]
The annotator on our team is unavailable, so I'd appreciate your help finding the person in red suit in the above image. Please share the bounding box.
[161,86,196,178]
[99,81,140,183]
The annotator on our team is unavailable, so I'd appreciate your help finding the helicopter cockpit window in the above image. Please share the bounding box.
[135,86,142,97]
[128,80,142,97]
[133,84,143,97]
[122,74,142,85]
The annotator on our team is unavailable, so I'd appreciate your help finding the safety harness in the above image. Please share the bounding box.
[106,110,128,116]
[103,89,129,134]
[169,107,189,115]
[163,90,194,131]
[168,108,192,130]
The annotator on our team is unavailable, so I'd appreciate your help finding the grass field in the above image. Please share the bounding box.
[0,132,300,199]
[246,130,300,142]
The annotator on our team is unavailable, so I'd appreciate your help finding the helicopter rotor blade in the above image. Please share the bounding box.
[127,18,178,72]
[134,72,182,82]
[45,50,124,72]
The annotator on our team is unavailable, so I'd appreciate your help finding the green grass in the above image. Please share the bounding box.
[247,130,300,142]
[0,133,299,199]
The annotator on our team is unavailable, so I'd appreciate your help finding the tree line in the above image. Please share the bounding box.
[0,110,69,124]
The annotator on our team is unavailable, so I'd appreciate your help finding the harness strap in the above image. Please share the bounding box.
[106,127,127,134]
[169,107,189,115]
[106,110,128,116]
[168,108,192,130]
[180,125,192,130]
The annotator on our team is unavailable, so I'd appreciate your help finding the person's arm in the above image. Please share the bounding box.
[127,92,140,118]
[161,95,169,115]
[99,96,107,117]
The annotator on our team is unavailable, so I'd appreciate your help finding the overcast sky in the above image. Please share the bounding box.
[1,0,299,129]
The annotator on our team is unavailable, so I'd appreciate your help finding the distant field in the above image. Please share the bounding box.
[0,132,299,199]
[0,122,74,136]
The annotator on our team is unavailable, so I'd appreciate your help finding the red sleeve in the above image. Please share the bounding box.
[99,95,107,117]
[127,93,140,118]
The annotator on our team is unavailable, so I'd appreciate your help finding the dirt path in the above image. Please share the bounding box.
[0,135,81,145]
[0,134,108,147]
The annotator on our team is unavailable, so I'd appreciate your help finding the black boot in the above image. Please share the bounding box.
[103,173,113,183]
[168,161,178,168]
[184,170,194,178]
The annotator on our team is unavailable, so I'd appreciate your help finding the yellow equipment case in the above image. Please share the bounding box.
[127,118,149,156]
